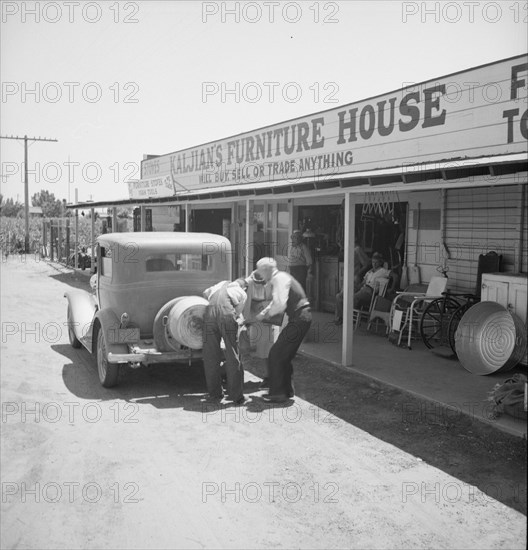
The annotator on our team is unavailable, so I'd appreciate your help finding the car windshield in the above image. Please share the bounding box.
[145,253,213,272]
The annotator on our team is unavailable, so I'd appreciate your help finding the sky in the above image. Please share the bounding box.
[1,0,526,203]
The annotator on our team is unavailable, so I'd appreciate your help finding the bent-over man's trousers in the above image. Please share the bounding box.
[202,308,244,401]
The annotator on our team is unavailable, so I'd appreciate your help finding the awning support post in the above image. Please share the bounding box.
[112,207,118,233]
[140,206,146,232]
[245,199,252,275]
[342,192,356,367]
[90,207,95,272]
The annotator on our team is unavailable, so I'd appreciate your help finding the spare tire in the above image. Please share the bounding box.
[167,296,209,349]
[153,296,209,351]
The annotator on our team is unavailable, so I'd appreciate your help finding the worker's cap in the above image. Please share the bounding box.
[256,257,277,270]
[372,252,384,260]
[248,270,266,284]
[231,278,248,290]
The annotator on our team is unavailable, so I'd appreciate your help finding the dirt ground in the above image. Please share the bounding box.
[1,255,526,550]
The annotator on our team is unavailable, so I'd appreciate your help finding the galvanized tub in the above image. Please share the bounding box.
[455,301,527,375]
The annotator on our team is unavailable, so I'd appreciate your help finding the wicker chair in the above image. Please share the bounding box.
[353,277,389,330]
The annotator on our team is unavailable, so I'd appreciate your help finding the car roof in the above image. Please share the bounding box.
[97,232,230,252]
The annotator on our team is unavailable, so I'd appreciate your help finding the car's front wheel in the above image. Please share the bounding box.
[67,306,82,349]
[96,329,119,387]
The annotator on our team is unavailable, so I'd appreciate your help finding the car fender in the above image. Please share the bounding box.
[64,289,97,350]
[92,308,131,358]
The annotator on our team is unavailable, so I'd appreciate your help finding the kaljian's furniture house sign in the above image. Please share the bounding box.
[137,54,527,198]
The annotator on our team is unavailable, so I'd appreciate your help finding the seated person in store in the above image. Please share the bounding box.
[364,270,399,324]
[354,239,371,291]
[334,252,390,325]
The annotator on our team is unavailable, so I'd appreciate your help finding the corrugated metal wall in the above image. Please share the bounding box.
[445,183,527,293]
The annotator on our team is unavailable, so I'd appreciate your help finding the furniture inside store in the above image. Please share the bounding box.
[298,199,407,314]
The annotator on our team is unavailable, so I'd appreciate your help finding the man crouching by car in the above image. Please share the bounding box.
[202,279,248,405]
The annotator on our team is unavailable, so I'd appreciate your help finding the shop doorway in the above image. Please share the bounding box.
[192,208,232,238]
[293,200,407,313]
[294,203,344,312]
[356,201,407,279]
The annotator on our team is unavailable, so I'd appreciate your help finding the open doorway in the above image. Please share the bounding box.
[192,208,232,238]
[292,200,408,313]
[355,201,407,281]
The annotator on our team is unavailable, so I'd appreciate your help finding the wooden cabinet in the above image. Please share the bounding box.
[481,273,527,365]
[509,282,528,325]
[481,273,527,322]
[481,279,509,305]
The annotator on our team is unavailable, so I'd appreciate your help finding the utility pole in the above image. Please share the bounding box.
[0,134,58,253]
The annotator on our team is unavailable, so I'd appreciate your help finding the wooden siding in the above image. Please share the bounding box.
[445,184,527,293]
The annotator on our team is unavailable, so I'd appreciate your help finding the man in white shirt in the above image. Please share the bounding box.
[255,257,312,403]
[202,279,248,404]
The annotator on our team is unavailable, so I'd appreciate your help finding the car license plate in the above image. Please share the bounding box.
[108,328,140,344]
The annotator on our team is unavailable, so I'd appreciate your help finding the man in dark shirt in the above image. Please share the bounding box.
[255,257,312,404]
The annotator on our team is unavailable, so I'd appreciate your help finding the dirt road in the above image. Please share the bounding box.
[1,256,526,549]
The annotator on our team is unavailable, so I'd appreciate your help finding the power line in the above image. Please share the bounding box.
[0,134,58,253]
[1,135,58,143]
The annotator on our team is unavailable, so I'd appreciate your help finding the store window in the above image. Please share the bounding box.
[145,253,212,272]
[252,204,267,264]
[247,202,291,269]
[277,203,289,256]
[253,204,265,231]
[295,203,343,312]
[297,204,342,256]
[100,246,112,278]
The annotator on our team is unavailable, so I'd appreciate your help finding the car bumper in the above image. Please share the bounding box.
[107,347,202,365]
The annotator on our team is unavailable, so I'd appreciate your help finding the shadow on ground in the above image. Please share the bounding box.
[49,270,92,291]
[53,344,264,415]
[53,343,527,515]
[244,354,527,516]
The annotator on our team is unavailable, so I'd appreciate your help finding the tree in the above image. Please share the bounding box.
[0,194,23,217]
[32,190,64,218]
[116,207,132,219]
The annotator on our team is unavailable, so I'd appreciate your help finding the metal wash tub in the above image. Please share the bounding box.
[455,301,527,375]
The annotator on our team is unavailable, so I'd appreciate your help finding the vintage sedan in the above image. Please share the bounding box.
[65,232,231,387]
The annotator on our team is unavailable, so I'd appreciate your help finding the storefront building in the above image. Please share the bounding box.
[72,54,528,366]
